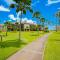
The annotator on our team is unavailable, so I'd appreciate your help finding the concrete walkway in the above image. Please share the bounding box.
[7,33,51,60]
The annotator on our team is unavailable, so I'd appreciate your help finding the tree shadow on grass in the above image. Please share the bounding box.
[55,39,60,41]
[0,39,27,48]
[30,34,38,36]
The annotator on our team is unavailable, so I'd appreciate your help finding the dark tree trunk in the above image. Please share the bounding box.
[0,35,3,48]
[56,19,57,32]
[6,25,8,36]
[43,22,44,31]
[19,11,22,41]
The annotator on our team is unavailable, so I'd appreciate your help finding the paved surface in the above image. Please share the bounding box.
[7,33,51,60]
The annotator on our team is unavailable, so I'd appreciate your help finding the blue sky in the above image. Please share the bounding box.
[0,0,60,30]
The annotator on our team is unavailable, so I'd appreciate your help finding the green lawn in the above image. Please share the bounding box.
[44,31,60,60]
[0,31,45,60]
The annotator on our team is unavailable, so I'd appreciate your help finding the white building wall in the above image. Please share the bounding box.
[24,24,30,29]
[57,26,60,30]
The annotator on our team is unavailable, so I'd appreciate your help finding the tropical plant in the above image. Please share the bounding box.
[4,21,12,36]
[33,11,40,19]
[10,0,33,40]
[15,22,19,31]
[44,26,49,32]
[33,11,41,35]
[55,10,60,32]
[40,17,45,31]
[33,11,41,29]
[30,25,37,31]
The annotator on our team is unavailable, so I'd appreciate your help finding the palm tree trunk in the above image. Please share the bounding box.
[56,25,57,32]
[0,35,3,48]
[42,22,44,31]
[19,11,22,41]
[56,19,57,32]
[6,25,8,36]
[58,12,60,26]
[43,23,44,31]
[37,20,39,36]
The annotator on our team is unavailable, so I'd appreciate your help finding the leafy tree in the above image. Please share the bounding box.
[30,24,37,31]
[10,0,33,40]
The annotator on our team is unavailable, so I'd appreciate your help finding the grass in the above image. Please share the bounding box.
[44,31,60,60]
[0,31,45,60]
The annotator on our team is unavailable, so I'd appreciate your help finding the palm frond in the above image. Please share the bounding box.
[10,4,15,8]
[33,11,40,18]
[23,10,26,14]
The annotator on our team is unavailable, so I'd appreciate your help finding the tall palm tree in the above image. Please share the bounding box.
[4,21,12,36]
[10,0,33,40]
[33,11,41,35]
[15,22,19,31]
[55,10,60,32]
[4,21,8,36]
[40,18,45,31]
[45,20,51,27]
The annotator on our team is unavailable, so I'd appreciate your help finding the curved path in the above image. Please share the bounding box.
[7,33,51,60]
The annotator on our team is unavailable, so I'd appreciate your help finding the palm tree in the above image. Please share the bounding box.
[33,11,40,18]
[10,0,33,40]
[15,22,19,31]
[40,18,45,31]
[4,21,12,36]
[33,11,41,35]
[45,20,51,27]
[55,10,60,32]
[33,11,41,27]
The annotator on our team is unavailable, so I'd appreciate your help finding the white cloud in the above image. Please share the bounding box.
[5,0,15,5]
[16,17,36,24]
[16,12,37,24]
[9,14,16,20]
[9,14,37,24]
[21,18,37,24]
[46,0,60,6]
[0,5,10,12]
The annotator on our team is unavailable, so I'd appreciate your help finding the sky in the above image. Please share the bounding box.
[0,0,60,30]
